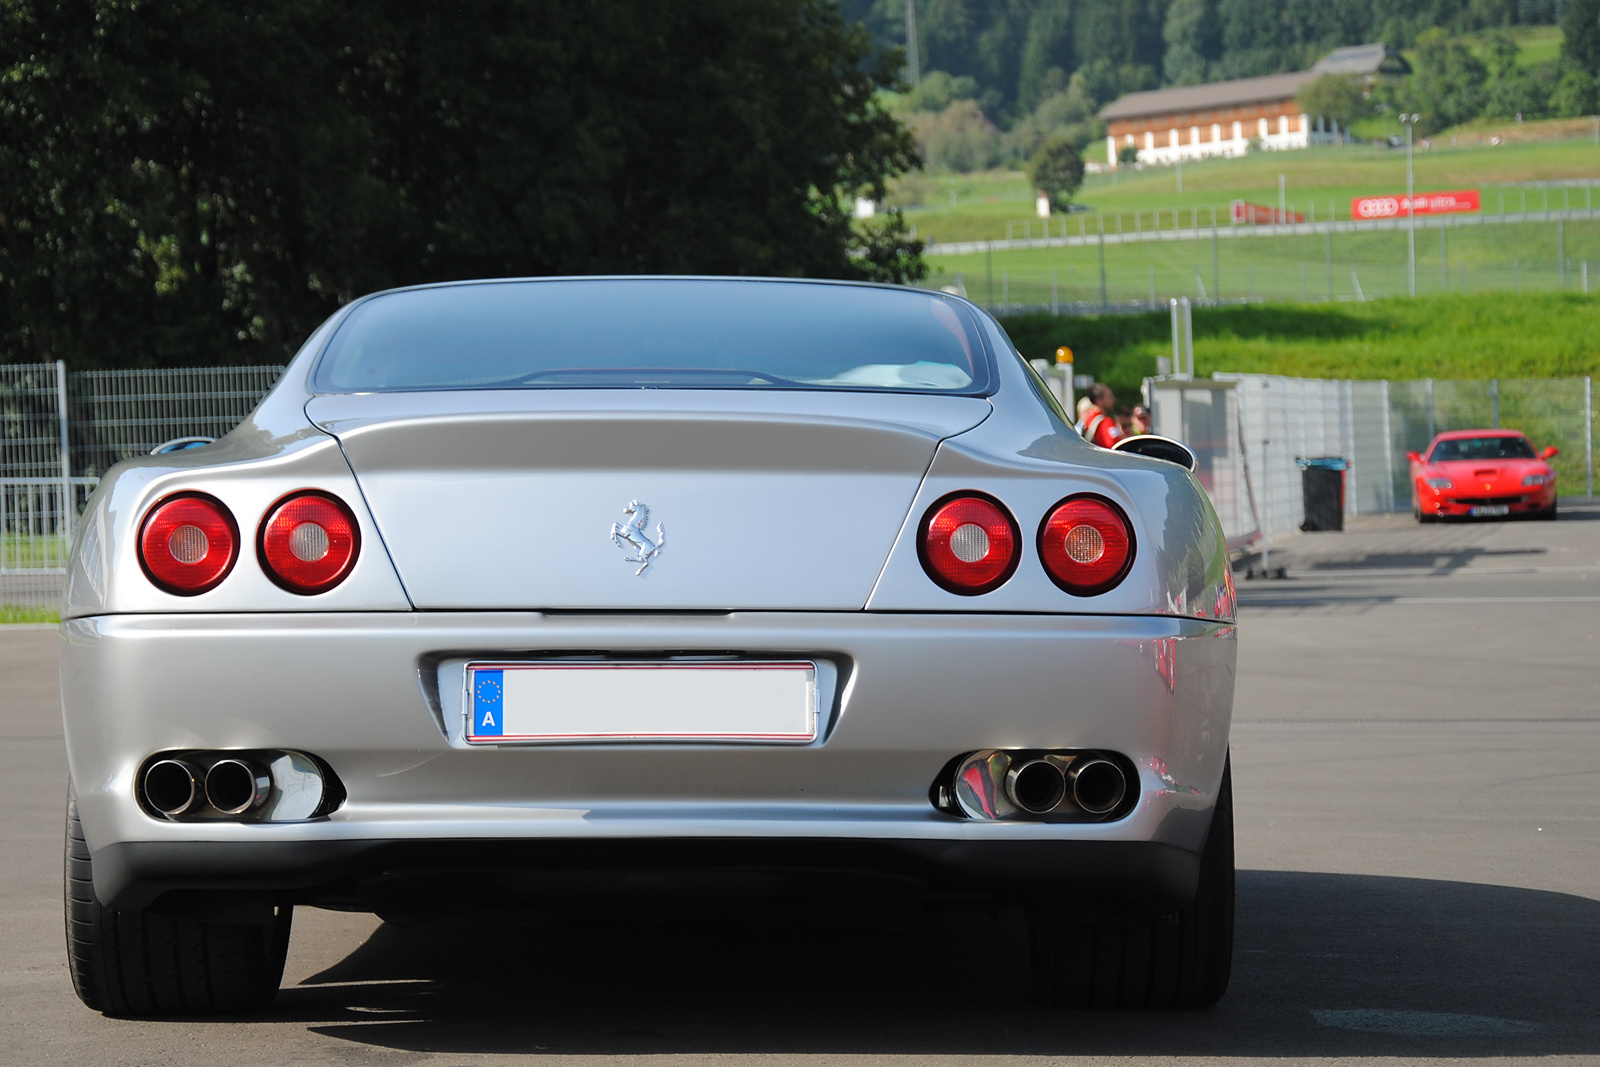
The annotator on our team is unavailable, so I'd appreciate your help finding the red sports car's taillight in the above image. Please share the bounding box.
[137,493,239,595]
[918,493,1020,595]
[1038,495,1135,596]
[258,492,360,594]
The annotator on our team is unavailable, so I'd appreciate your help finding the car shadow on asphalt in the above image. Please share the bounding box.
[269,870,1599,1057]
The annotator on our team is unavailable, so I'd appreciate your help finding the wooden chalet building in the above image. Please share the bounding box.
[1097,44,1411,167]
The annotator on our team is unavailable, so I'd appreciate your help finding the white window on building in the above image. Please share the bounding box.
[1298,114,1309,133]
[1278,115,1288,136]
[1233,120,1243,140]
[1211,123,1221,143]
[1146,131,1155,150]
[1258,117,1269,138]
[1169,129,1179,148]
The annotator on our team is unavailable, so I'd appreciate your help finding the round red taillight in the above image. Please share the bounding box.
[1038,495,1135,596]
[137,493,239,595]
[258,492,360,594]
[918,493,1020,595]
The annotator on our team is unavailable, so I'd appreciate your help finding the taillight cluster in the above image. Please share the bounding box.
[137,490,360,596]
[917,492,1135,597]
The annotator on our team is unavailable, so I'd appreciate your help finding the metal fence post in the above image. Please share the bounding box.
[1491,378,1500,428]
[1426,378,1435,441]
[1183,297,1195,378]
[1380,378,1396,511]
[1559,220,1566,288]
[1170,299,1182,377]
[1587,376,1594,500]
[55,359,71,548]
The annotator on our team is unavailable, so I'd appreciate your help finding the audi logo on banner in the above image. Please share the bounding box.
[1351,190,1481,219]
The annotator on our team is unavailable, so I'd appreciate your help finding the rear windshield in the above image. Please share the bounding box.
[311,279,992,394]
[1430,436,1536,461]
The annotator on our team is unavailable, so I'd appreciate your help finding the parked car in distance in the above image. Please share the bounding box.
[1408,429,1558,522]
[60,277,1238,1016]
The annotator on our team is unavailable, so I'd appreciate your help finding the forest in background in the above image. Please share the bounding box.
[845,0,1593,172]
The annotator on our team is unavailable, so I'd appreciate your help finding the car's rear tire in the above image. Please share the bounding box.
[64,788,292,1015]
[1029,758,1233,1009]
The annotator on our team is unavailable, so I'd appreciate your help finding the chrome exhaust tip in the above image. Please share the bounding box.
[143,759,201,817]
[1005,758,1067,814]
[1069,757,1128,815]
[204,759,272,815]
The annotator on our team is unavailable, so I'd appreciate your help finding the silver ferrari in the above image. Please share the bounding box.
[60,277,1237,1014]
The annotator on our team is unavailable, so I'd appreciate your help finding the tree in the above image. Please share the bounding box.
[1027,137,1085,212]
[1549,65,1598,116]
[1296,74,1370,132]
[1562,0,1600,76]
[1405,28,1489,133]
[1163,0,1220,86]
[0,0,923,369]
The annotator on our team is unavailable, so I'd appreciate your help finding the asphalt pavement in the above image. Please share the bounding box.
[2,507,1597,1065]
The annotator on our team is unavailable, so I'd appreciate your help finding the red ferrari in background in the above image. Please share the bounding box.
[1408,430,1559,522]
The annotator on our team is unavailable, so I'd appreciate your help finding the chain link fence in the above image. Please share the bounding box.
[1148,374,1596,549]
[4,361,1595,611]
[1,363,283,614]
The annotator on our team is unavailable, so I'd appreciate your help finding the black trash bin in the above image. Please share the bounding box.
[1298,457,1347,532]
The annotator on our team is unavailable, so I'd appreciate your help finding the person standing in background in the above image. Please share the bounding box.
[1081,383,1124,449]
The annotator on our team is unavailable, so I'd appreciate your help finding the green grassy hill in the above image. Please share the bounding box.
[894,138,1600,246]
[997,291,1600,400]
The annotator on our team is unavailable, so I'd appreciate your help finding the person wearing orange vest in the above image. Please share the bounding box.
[1081,382,1124,449]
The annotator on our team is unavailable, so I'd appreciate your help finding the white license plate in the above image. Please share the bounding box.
[465,661,817,744]
[1470,505,1511,517]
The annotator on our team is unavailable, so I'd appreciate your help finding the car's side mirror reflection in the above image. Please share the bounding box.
[1405,451,1423,463]
[1542,446,1559,460]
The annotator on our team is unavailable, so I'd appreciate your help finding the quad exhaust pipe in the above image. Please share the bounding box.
[946,750,1132,820]
[1001,755,1128,815]
[139,750,340,822]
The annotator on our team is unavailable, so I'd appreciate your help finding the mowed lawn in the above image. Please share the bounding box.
[895,137,1600,246]
[997,291,1600,398]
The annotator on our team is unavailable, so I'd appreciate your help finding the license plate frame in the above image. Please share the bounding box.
[464,660,819,745]
[1470,504,1511,517]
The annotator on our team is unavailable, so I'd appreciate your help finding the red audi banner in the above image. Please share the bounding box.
[1351,189,1481,219]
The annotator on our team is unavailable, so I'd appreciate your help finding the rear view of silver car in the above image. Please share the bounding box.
[61,278,1237,1015]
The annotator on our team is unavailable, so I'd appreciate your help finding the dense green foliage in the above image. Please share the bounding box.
[850,0,1564,119]
[1296,74,1371,133]
[0,0,923,368]
[997,292,1600,399]
[1026,137,1084,209]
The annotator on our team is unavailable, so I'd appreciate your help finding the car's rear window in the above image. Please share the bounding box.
[1430,436,1536,461]
[311,279,992,394]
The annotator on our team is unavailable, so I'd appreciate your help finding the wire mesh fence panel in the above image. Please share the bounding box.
[1152,373,1596,544]
[1148,382,1256,548]
[0,363,65,480]
[69,366,285,477]
[0,363,283,611]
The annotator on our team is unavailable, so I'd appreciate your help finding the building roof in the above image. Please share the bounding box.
[1097,70,1318,122]
[1312,43,1411,77]
[1097,43,1411,122]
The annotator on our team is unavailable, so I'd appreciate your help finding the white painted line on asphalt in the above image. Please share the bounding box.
[1312,1009,1542,1036]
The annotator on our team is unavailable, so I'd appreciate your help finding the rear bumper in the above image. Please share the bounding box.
[95,836,1203,916]
[60,611,1235,911]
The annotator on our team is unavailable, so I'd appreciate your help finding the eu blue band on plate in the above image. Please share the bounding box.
[473,669,503,737]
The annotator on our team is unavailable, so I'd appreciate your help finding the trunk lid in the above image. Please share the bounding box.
[308,390,990,610]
